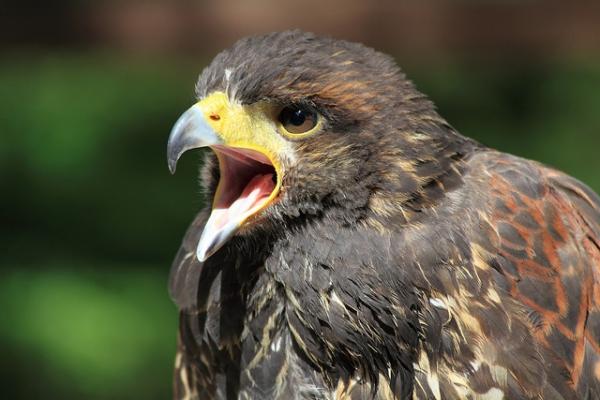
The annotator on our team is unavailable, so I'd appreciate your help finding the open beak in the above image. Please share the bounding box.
[168,99,281,262]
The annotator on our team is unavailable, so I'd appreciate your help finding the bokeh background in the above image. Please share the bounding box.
[2,1,600,399]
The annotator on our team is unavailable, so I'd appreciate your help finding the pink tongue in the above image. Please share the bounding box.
[212,174,275,230]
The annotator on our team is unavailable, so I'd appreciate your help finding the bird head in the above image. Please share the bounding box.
[168,30,462,262]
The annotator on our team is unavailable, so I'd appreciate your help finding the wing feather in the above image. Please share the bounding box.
[466,153,600,398]
[547,170,600,397]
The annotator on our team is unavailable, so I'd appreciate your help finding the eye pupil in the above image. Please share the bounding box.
[278,105,318,135]
[289,109,306,126]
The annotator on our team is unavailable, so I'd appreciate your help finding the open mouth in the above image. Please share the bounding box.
[195,146,280,261]
[211,146,279,229]
[166,99,284,261]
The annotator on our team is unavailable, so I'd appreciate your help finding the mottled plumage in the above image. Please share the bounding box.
[168,31,600,399]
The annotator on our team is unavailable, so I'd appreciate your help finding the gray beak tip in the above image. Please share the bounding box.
[166,104,222,174]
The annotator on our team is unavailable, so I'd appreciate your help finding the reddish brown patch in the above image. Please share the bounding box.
[487,164,600,388]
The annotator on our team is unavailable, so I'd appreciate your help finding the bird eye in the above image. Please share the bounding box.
[278,105,318,134]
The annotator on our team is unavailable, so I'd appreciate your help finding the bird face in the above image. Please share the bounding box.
[168,89,327,261]
[167,31,431,262]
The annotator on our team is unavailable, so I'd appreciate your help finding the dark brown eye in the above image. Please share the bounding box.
[278,105,318,134]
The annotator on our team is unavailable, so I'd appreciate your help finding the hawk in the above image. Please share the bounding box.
[166,31,600,399]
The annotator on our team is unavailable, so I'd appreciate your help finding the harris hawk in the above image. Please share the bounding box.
[166,31,600,399]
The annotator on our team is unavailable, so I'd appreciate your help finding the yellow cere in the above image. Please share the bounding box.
[196,91,291,157]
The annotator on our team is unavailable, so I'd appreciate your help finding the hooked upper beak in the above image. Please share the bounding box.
[167,105,222,174]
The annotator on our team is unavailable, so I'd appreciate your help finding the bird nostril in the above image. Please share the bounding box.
[209,113,221,121]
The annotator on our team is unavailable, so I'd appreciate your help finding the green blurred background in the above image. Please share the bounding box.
[1,1,599,399]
